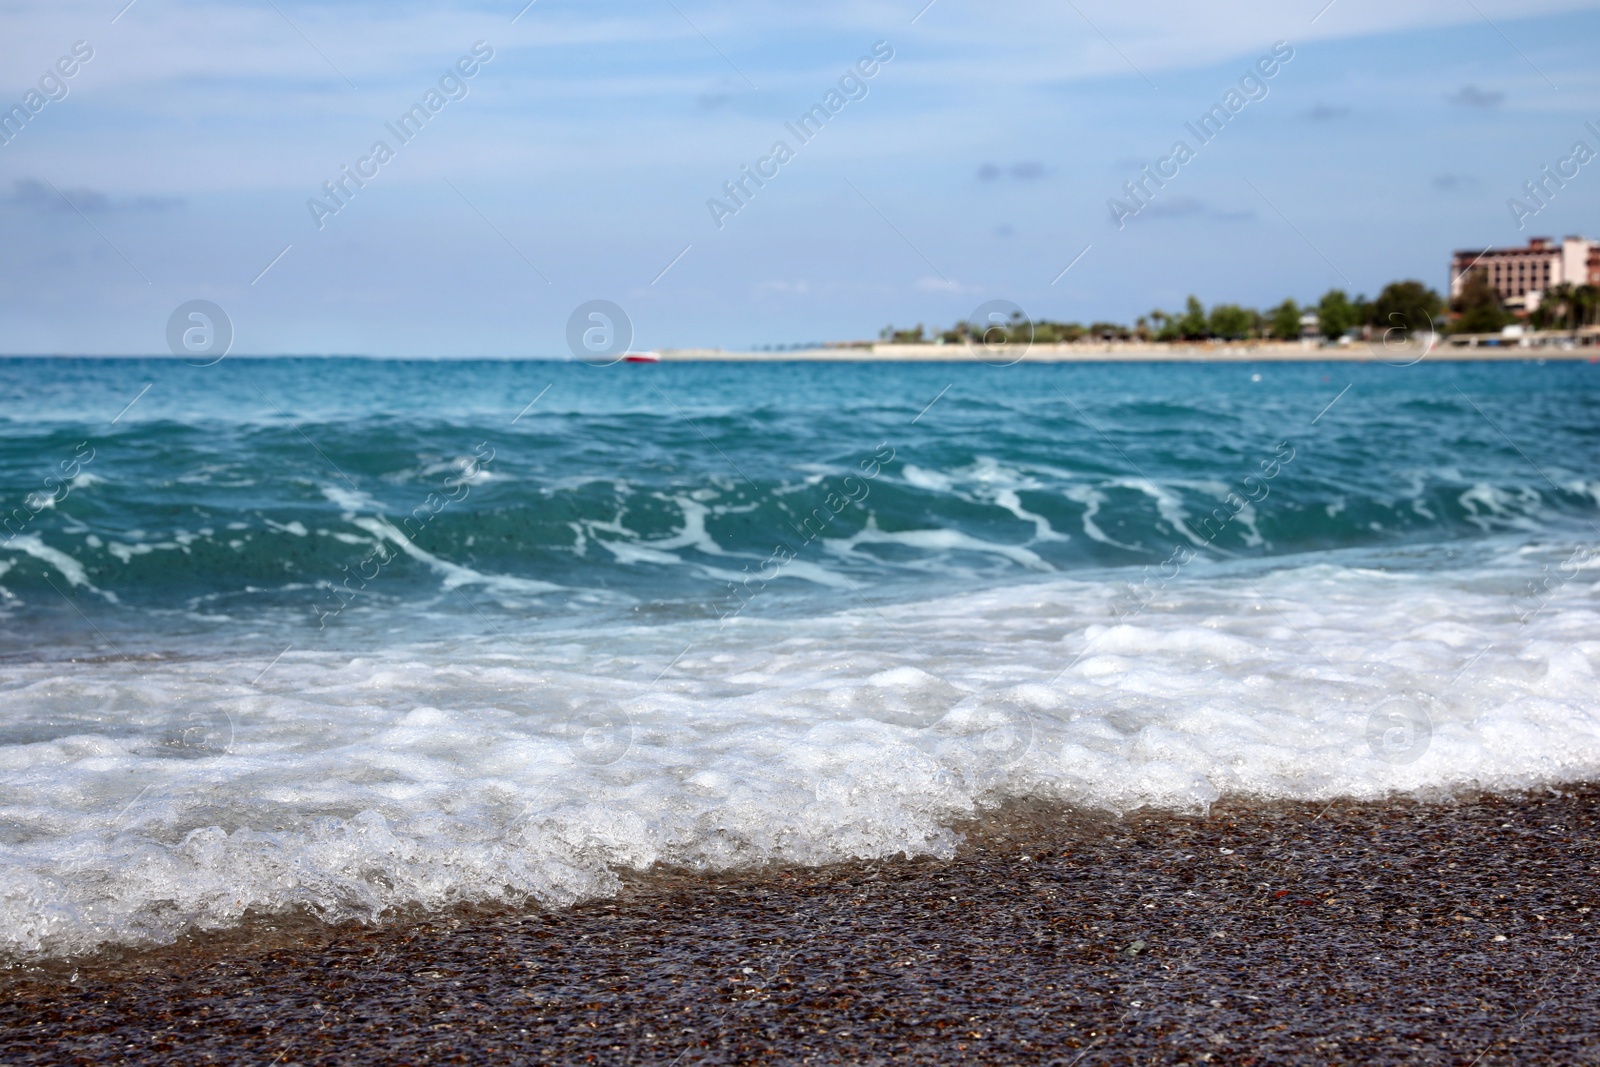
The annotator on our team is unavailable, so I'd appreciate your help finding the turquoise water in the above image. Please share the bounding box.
[2,356,1599,958]
[4,357,1597,649]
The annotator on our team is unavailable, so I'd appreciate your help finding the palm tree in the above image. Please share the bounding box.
[1574,285,1599,328]
[1535,283,1575,331]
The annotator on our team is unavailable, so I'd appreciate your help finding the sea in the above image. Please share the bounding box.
[2,355,1597,959]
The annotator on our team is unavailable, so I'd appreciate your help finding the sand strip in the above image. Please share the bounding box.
[658,342,1600,362]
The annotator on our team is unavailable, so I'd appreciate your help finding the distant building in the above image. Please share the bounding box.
[1450,236,1595,313]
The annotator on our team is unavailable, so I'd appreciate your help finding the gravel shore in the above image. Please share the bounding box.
[4,785,1598,1065]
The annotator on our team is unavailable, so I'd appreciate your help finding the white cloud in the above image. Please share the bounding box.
[5,0,1593,96]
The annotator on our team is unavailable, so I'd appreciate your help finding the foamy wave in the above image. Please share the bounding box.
[1,547,1598,958]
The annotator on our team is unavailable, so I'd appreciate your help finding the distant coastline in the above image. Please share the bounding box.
[658,339,1600,362]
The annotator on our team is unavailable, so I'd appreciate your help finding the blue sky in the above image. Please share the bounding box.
[1,0,1597,355]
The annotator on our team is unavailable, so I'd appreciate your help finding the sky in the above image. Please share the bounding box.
[1,0,1597,355]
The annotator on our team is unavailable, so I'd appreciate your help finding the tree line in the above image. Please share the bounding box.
[879,271,1600,346]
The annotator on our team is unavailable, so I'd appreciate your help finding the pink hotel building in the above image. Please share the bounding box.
[1449,236,1600,313]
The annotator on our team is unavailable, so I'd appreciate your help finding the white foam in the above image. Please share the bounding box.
[1113,478,1208,547]
[700,557,851,590]
[1063,485,1140,551]
[830,515,1053,571]
[1,534,114,600]
[322,484,562,596]
[2,547,1598,958]
[899,459,1070,544]
[901,465,953,492]
[995,488,1070,543]
[1459,483,1543,532]
[763,558,851,588]
[639,496,727,556]
[351,515,562,595]
[590,496,761,575]
[419,456,493,486]
[602,540,687,567]
[107,540,175,563]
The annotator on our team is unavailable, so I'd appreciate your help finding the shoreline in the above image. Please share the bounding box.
[660,341,1600,362]
[3,345,1597,363]
[5,784,1597,1064]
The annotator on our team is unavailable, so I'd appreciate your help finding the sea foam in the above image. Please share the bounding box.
[1,547,1597,959]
